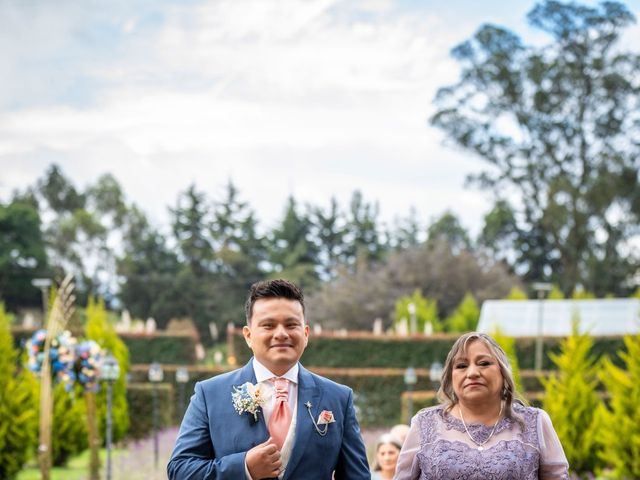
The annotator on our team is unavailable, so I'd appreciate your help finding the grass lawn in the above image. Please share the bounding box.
[17,447,126,480]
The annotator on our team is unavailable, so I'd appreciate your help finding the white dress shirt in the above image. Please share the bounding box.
[245,359,299,480]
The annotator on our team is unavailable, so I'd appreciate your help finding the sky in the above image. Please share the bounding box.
[2,0,640,237]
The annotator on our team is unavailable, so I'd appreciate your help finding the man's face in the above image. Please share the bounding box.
[242,297,309,376]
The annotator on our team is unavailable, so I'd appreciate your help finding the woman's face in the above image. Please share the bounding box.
[451,339,504,406]
[377,442,400,472]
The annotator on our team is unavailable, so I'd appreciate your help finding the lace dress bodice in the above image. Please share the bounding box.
[394,404,569,480]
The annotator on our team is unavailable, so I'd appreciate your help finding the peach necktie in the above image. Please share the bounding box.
[268,377,292,450]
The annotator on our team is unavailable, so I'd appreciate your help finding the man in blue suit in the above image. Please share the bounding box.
[167,279,371,479]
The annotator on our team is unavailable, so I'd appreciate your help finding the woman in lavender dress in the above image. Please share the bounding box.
[394,332,569,480]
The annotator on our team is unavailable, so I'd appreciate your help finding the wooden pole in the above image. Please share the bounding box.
[86,391,100,480]
[38,352,53,480]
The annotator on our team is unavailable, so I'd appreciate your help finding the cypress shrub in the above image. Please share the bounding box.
[51,383,89,466]
[0,304,38,479]
[542,323,603,475]
[85,298,130,443]
[598,335,640,479]
[492,328,522,393]
[445,293,480,332]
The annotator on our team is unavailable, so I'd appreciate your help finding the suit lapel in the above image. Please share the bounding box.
[283,366,322,479]
[236,359,269,438]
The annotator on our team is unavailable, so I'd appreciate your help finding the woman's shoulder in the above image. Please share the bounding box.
[412,404,446,424]
[511,402,553,430]
[513,402,544,418]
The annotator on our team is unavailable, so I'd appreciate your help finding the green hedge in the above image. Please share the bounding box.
[128,365,230,425]
[11,327,198,365]
[231,332,627,370]
[121,333,197,365]
[324,373,432,427]
[124,364,554,428]
[126,383,174,440]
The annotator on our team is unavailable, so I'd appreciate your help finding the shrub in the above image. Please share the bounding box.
[120,333,197,364]
[51,383,89,466]
[598,335,640,479]
[491,328,522,393]
[394,290,441,333]
[0,304,38,479]
[85,298,130,443]
[505,286,527,300]
[542,322,603,475]
[444,293,479,332]
[126,383,174,440]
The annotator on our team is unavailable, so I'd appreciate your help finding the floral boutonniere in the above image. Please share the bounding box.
[232,382,268,421]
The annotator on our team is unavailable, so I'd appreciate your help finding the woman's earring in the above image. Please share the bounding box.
[502,386,508,399]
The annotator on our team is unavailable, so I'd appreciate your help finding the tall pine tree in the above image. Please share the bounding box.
[541,322,603,475]
[598,334,640,478]
[0,304,38,479]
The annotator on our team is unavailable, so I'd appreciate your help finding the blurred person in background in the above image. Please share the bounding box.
[394,332,568,479]
[371,434,402,480]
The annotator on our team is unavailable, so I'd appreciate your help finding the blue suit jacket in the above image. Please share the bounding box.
[167,360,371,479]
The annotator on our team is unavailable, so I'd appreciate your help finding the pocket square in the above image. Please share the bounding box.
[317,410,335,425]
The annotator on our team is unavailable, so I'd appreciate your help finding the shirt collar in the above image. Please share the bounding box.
[252,358,299,385]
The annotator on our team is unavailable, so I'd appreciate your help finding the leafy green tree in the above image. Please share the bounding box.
[394,289,441,333]
[309,197,347,280]
[171,184,214,277]
[598,335,640,478]
[445,293,480,332]
[541,322,603,475]
[211,181,265,280]
[37,164,85,213]
[170,185,219,340]
[268,196,319,289]
[477,200,518,265]
[0,304,38,479]
[117,206,182,328]
[426,211,471,253]
[388,207,423,252]
[85,298,129,443]
[209,181,266,328]
[0,196,49,310]
[431,0,640,296]
[343,191,386,268]
[35,166,132,303]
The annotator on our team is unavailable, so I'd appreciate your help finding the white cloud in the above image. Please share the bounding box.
[3,0,638,239]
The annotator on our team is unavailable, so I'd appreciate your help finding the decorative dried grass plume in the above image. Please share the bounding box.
[46,273,76,340]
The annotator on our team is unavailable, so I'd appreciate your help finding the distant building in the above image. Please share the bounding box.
[477,299,640,337]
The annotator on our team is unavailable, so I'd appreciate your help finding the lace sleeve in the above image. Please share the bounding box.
[537,409,569,480]
[393,415,423,480]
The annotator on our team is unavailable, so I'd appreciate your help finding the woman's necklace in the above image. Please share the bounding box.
[458,402,504,451]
